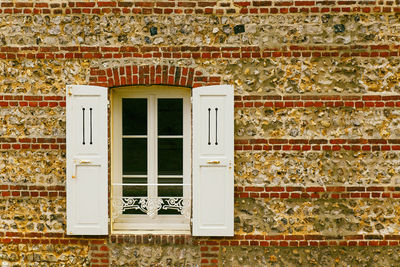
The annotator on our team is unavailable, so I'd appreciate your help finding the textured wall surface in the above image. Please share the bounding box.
[235,198,400,235]
[109,244,200,266]
[1,1,400,266]
[222,246,400,266]
[0,243,90,266]
[235,151,400,185]
[0,197,65,233]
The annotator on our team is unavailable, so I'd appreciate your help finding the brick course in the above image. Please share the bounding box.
[0,1,399,15]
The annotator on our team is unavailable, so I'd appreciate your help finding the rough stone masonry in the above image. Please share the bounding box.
[1,0,400,266]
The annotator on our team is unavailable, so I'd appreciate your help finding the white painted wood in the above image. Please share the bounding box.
[66,85,108,235]
[192,85,234,236]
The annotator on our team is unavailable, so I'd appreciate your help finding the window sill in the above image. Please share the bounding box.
[111,229,190,235]
[110,232,193,245]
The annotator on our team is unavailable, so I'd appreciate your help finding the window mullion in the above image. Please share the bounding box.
[183,96,191,210]
[148,95,158,214]
[154,95,158,201]
[113,93,123,219]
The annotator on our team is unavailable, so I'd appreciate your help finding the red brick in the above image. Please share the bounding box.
[245,186,264,192]
[326,186,345,192]
[291,193,301,198]
[200,246,209,252]
[306,187,324,192]
[98,2,117,7]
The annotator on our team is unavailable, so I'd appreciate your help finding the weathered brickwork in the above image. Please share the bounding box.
[222,246,400,266]
[1,0,400,266]
[109,244,200,266]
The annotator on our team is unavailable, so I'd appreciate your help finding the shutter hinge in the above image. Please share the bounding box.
[67,87,73,96]
[107,100,110,108]
[190,97,193,103]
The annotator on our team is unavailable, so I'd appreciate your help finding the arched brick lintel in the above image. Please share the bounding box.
[89,65,222,88]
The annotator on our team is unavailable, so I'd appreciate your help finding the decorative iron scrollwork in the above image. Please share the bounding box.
[112,197,191,220]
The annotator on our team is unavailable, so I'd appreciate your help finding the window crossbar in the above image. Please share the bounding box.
[122,175,184,178]
[157,135,183,138]
[158,175,183,178]
[112,183,190,186]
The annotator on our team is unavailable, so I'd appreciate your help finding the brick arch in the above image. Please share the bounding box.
[89,64,221,88]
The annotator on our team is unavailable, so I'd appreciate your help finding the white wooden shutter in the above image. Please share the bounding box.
[66,85,108,235]
[192,85,234,236]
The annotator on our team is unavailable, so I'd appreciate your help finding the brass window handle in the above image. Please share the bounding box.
[207,160,220,164]
[72,160,92,178]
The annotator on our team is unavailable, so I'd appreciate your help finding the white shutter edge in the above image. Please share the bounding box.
[192,84,234,236]
[66,85,109,235]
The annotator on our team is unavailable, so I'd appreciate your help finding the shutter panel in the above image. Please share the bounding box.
[192,85,234,236]
[66,85,108,235]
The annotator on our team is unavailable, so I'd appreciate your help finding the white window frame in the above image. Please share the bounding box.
[111,85,191,233]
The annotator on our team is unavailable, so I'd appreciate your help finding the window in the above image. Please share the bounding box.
[66,84,234,236]
[111,86,191,232]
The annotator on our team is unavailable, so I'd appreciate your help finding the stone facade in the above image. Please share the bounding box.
[1,1,400,266]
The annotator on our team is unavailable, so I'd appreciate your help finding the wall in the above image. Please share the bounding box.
[1,1,400,266]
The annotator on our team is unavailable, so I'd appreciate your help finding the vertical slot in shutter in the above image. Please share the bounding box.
[66,85,108,235]
[192,85,234,236]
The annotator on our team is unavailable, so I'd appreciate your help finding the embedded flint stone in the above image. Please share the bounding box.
[321,14,330,23]
[334,24,345,33]
[150,26,158,36]
[118,34,128,43]
[234,25,245,34]
[223,25,232,34]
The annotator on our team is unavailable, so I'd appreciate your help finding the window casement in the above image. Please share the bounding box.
[111,86,191,232]
[66,84,234,236]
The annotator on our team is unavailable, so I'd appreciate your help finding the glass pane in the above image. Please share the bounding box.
[158,139,182,175]
[123,98,147,135]
[123,138,147,175]
[122,177,147,215]
[122,177,147,197]
[158,178,183,197]
[158,99,183,135]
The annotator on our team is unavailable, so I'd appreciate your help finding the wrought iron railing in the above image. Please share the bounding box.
[111,183,191,220]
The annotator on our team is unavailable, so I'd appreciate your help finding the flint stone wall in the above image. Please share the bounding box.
[1,1,400,266]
